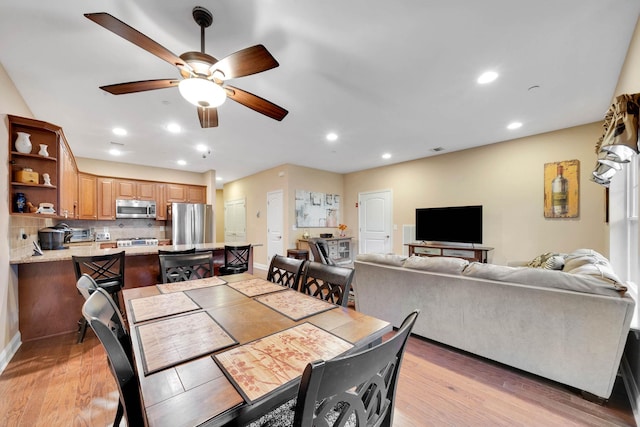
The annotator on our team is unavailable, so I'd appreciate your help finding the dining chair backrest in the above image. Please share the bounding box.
[308,238,336,266]
[156,247,196,281]
[72,251,126,287]
[293,310,419,427]
[76,273,98,300]
[159,251,214,283]
[219,244,251,275]
[266,254,305,290]
[83,288,143,427]
[299,261,355,307]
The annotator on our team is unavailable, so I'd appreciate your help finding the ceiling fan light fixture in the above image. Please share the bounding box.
[179,77,226,108]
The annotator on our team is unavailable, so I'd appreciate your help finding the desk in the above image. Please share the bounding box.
[123,273,391,426]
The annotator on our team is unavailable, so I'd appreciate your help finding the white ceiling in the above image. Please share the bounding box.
[1,1,639,188]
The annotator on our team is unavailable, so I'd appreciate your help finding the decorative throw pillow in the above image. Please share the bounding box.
[402,256,468,275]
[526,252,565,270]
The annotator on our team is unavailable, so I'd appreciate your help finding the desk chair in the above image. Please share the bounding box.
[299,262,355,307]
[219,244,251,276]
[159,251,214,283]
[248,310,420,427]
[75,274,98,343]
[308,238,336,266]
[267,254,306,290]
[83,288,143,427]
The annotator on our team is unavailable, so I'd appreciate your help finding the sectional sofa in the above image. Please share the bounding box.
[353,249,635,399]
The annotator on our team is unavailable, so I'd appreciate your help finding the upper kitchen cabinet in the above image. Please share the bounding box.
[8,115,67,217]
[155,183,167,220]
[97,177,116,220]
[166,183,207,204]
[58,138,78,219]
[78,173,97,220]
[115,179,156,201]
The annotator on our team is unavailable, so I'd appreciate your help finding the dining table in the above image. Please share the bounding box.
[122,273,392,427]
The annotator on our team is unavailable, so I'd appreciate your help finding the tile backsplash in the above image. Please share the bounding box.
[9,216,167,255]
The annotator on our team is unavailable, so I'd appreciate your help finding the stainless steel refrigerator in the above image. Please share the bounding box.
[166,203,213,245]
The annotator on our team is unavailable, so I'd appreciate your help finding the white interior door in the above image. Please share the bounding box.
[359,190,393,254]
[267,190,284,264]
[224,198,246,242]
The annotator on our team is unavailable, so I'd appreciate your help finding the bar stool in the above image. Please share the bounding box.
[72,251,125,343]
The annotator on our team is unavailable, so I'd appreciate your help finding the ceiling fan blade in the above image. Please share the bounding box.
[198,107,219,128]
[211,45,279,80]
[100,79,179,95]
[85,12,188,71]
[225,86,288,121]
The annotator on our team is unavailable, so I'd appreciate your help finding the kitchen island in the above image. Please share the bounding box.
[10,243,260,341]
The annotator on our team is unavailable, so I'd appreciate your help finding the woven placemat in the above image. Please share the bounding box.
[137,311,237,375]
[129,292,200,323]
[157,276,227,293]
[214,323,353,403]
[227,278,288,297]
[255,290,337,320]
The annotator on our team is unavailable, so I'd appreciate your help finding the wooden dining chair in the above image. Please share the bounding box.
[83,288,143,427]
[219,244,251,276]
[266,254,306,290]
[247,310,420,427]
[299,261,355,307]
[156,247,196,282]
[159,251,214,283]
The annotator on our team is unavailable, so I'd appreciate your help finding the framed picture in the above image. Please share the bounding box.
[544,159,579,218]
[295,190,341,227]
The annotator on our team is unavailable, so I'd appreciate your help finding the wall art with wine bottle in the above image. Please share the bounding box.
[544,159,579,218]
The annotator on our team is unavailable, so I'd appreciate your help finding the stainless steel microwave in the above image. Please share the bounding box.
[115,199,157,219]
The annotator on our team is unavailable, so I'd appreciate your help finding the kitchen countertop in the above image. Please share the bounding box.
[9,242,261,265]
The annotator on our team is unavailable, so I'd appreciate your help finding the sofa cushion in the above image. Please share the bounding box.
[355,253,407,267]
[402,255,468,275]
[563,249,623,285]
[462,262,627,297]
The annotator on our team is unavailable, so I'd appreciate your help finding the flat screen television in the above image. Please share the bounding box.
[415,205,483,244]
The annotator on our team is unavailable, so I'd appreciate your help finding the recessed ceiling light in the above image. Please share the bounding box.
[196,144,208,152]
[507,121,523,130]
[177,159,187,166]
[112,127,127,136]
[216,176,223,181]
[326,132,338,142]
[477,71,498,84]
[167,123,181,133]
[382,153,391,160]
[109,148,121,156]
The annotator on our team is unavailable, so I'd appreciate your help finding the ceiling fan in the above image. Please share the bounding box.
[85,6,288,128]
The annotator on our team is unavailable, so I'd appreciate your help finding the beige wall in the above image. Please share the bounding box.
[1,62,34,358]
[344,122,607,265]
[215,189,224,242]
[223,164,345,266]
[76,157,208,186]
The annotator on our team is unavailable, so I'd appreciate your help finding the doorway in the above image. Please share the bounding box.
[224,198,246,243]
[358,189,393,254]
[267,190,284,265]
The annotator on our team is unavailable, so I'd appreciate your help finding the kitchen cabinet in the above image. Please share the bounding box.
[115,179,156,201]
[97,177,116,220]
[188,185,206,203]
[155,183,167,220]
[58,139,78,219]
[77,173,97,220]
[8,115,60,215]
[166,183,207,203]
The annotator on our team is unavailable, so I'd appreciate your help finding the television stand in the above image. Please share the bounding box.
[406,243,493,263]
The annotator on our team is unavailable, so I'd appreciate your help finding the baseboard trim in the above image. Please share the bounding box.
[621,355,640,426]
[253,262,268,273]
[0,332,22,375]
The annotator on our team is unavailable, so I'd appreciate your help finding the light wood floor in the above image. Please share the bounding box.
[0,329,635,427]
